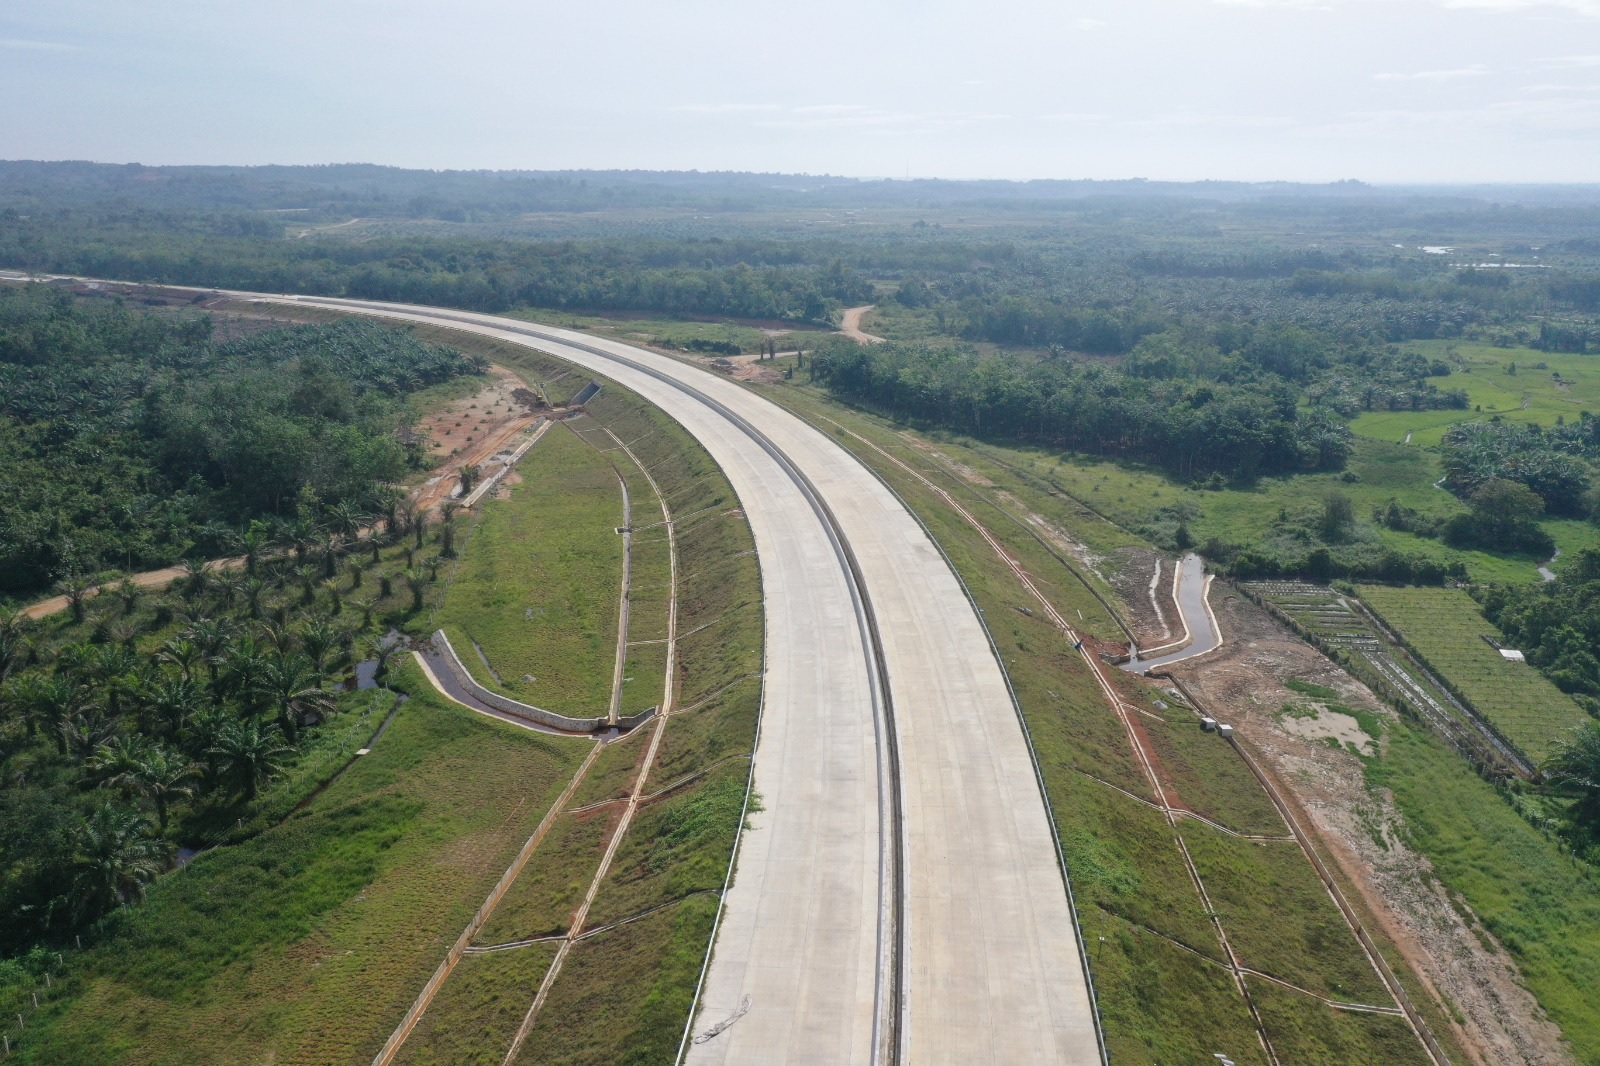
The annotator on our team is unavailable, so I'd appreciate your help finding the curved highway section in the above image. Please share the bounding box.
[261,294,1101,1064]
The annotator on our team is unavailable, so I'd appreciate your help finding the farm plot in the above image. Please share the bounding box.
[1358,585,1590,764]
[1241,581,1530,775]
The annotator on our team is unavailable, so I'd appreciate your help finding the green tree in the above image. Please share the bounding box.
[1545,721,1600,833]
[256,654,335,743]
[69,803,166,921]
[1320,490,1355,542]
[208,719,292,800]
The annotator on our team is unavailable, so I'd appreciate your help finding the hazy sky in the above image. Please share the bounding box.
[3,0,1599,182]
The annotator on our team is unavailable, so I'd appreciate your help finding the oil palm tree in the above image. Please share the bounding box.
[53,572,93,624]
[238,521,272,576]
[157,637,203,684]
[177,558,212,601]
[0,611,30,685]
[256,654,336,743]
[208,719,292,800]
[70,802,166,921]
[298,617,337,675]
[34,676,97,756]
[1545,721,1600,833]
[239,575,268,620]
[362,634,404,686]
[183,617,236,690]
[143,675,205,738]
[91,740,199,831]
[219,636,270,711]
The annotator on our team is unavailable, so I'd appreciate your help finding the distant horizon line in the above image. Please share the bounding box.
[5,159,1600,190]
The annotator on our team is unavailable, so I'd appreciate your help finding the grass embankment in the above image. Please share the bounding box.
[1359,585,1591,763]
[435,425,623,716]
[12,659,588,1065]
[761,383,1437,1065]
[1372,718,1600,1062]
[390,339,761,1064]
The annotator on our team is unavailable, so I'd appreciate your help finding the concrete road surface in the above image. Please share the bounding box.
[244,294,1103,1064]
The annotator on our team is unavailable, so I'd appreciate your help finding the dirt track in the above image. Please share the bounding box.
[838,305,885,344]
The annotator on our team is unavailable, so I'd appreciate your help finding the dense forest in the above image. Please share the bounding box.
[807,335,1352,479]
[0,285,482,597]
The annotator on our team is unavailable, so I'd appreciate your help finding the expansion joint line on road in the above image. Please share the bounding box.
[292,299,907,1066]
[498,424,683,1064]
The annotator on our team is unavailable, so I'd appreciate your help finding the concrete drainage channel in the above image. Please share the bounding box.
[426,629,657,736]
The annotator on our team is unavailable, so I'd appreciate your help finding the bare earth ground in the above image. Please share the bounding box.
[1105,546,1178,649]
[1168,587,1574,1066]
[411,367,541,513]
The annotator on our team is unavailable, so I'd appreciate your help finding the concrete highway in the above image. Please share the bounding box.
[26,278,1105,1065]
[289,296,1104,1065]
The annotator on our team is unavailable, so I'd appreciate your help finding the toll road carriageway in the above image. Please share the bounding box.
[107,284,1107,1066]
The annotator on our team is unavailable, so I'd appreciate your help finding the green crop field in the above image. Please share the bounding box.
[1349,341,1600,447]
[1358,585,1591,763]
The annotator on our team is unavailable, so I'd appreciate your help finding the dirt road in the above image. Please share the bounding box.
[838,305,885,344]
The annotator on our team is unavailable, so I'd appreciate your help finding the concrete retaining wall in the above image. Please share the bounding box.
[432,629,659,734]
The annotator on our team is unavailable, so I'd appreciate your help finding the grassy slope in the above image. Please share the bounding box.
[435,425,623,716]
[12,659,587,1065]
[1372,719,1600,1062]
[396,342,762,1065]
[1359,584,1591,762]
[761,382,1436,1064]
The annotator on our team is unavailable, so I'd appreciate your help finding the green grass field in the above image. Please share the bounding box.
[1350,341,1600,446]
[436,425,624,716]
[1358,585,1591,763]
[11,660,588,1065]
[1371,713,1600,1063]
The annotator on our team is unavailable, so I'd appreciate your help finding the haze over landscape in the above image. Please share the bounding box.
[5,0,1600,181]
[4,3,1600,1066]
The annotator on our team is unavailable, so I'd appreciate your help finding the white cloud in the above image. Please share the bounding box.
[1375,65,1489,80]
[1217,0,1600,12]
[1074,17,1107,28]
[0,38,79,51]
